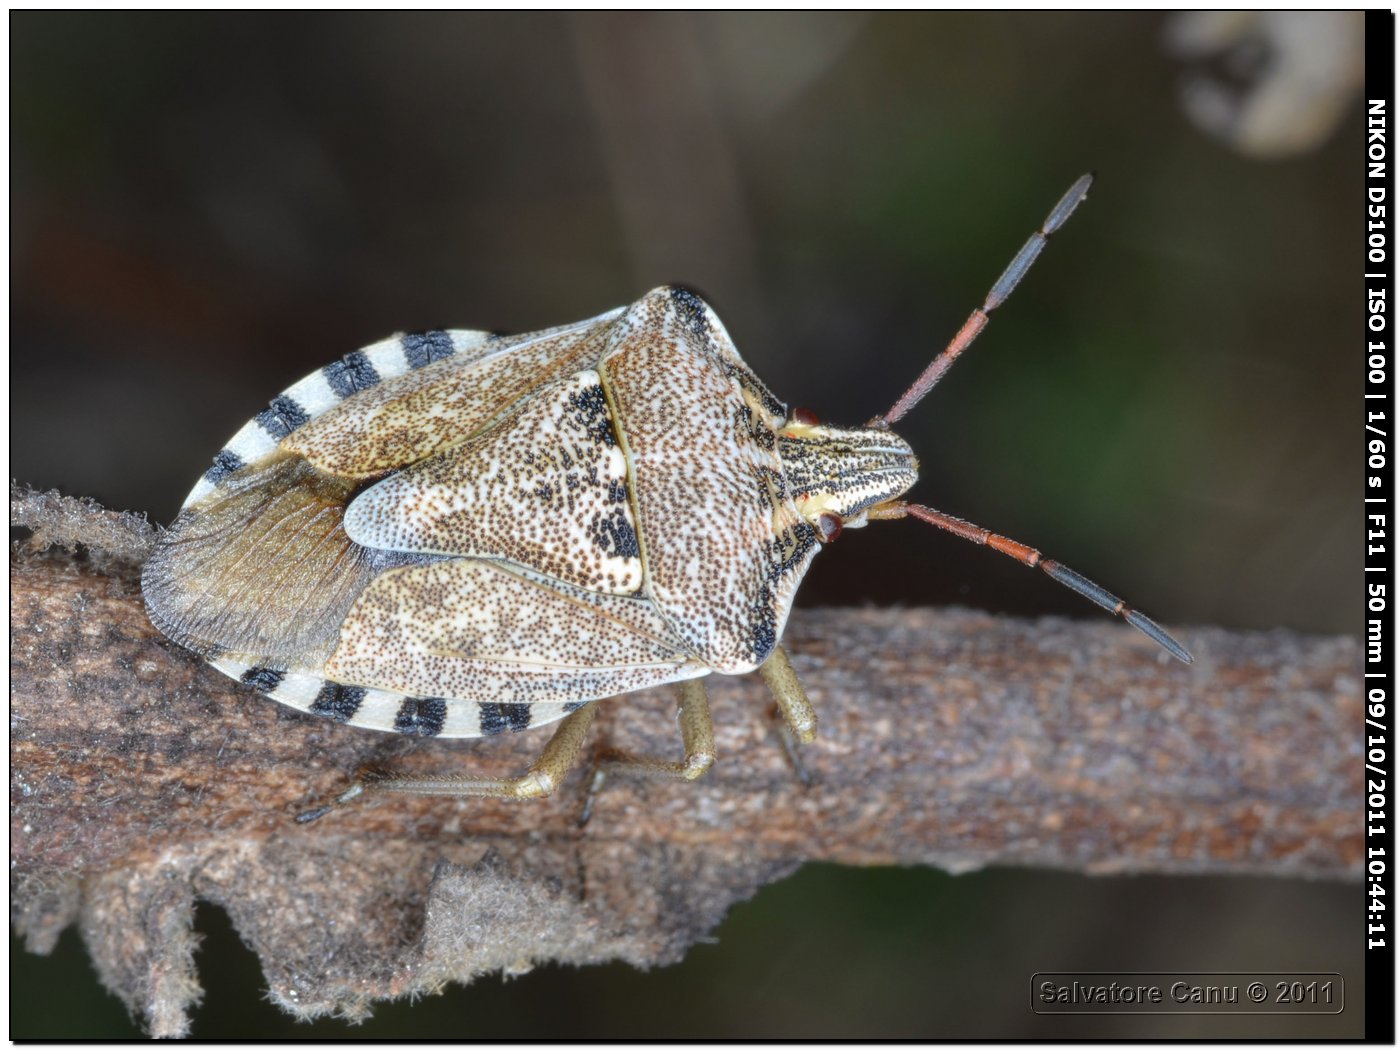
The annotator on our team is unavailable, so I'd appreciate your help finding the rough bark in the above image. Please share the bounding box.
[10,488,1363,1037]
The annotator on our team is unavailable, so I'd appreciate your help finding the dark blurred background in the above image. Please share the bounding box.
[11,11,1363,1038]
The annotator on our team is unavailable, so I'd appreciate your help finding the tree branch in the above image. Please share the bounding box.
[10,488,1362,1036]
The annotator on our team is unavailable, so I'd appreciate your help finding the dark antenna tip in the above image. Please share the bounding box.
[876,502,1193,665]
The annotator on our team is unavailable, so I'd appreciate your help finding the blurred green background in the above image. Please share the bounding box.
[11,11,1362,1039]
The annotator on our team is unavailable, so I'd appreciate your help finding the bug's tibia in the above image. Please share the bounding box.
[299,704,600,821]
[359,703,597,802]
[880,501,1194,664]
[588,679,717,785]
[758,646,818,744]
[579,681,716,826]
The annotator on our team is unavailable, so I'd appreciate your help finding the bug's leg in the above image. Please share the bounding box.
[580,678,716,825]
[768,708,816,788]
[758,645,817,743]
[757,645,818,785]
[295,703,598,823]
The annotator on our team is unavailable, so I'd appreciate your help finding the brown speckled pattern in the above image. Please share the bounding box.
[326,559,707,703]
[605,289,818,673]
[144,286,925,734]
[283,311,623,478]
[343,370,642,595]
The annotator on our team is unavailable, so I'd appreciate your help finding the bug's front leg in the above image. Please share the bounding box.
[757,645,818,785]
[296,702,599,823]
[758,645,817,743]
[580,678,717,825]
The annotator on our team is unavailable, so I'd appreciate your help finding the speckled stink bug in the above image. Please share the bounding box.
[142,174,1190,818]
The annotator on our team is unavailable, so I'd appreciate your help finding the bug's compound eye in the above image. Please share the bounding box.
[790,407,821,426]
[815,511,843,543]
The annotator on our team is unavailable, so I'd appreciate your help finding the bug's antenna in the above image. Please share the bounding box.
[874,173,1095,428]
[867,500,1193,663]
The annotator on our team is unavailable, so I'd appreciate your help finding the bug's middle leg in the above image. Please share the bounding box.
[580,678,716,824]
[758,645,817,744]
[757,645,818,785]
[589,678,716,781]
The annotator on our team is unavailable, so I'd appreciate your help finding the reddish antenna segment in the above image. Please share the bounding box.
[874,173,1095,428]
[867,501,1193,663]
[862,173,1190,663]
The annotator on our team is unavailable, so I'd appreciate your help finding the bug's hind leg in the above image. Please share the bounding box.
[758,645,818,785]
[580,678,716,825]
[296,703,598,823]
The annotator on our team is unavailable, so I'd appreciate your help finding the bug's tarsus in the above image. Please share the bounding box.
[769,703,817,788]
[294,779,368,824]
[871,501,1193,664]
[578,767,609,828]
[874,173,1095,428]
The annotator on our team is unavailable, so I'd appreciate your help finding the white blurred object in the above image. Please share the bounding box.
[1165,11,1364,159]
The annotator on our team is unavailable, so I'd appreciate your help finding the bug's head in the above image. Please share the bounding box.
[776,408,918,542]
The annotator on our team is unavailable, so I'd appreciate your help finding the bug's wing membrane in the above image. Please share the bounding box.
[283,309,626,478]
[603,287,821,673]
[343,369,643,595]
[326,558,708,704]
[143,456,379,667]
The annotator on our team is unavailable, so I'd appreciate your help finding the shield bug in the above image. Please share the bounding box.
[141,173,1190,818]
